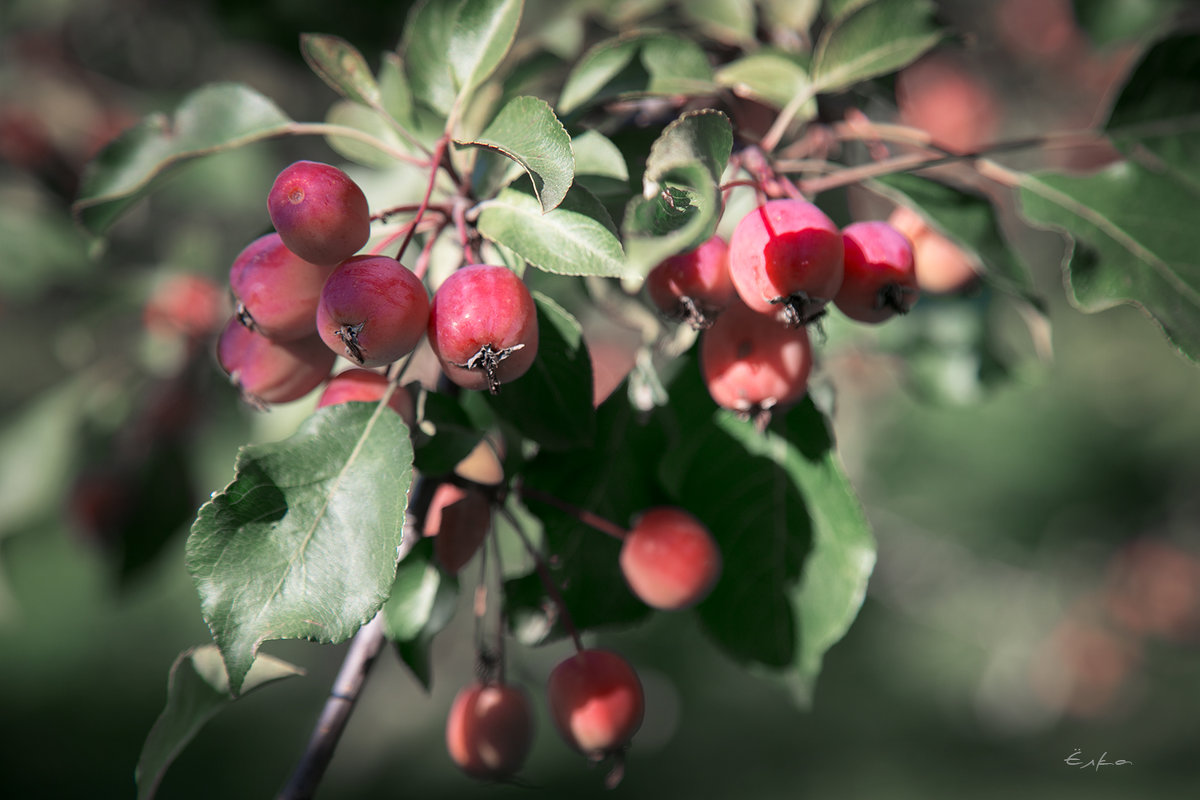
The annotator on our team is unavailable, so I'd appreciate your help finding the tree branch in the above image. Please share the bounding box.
[276,613,388,800]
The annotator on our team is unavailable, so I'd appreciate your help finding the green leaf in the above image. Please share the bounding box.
[823,0,874,21]
[772,401,876,704]
[571,129,629,182]
[557,33,642,115]
[506,399,661,643]
[660,364,874,701]
[401,0,459,116]
[1016,161,1200,363]
[0,380,85,536]
[1106,33,1200,191]
[456,96,573,211]
[477,181,628,278]
[486,293,595,450]
[383,540,460,690]
[186,403,412,695]
[873,173,1038,300]
[324,101,408,168]
[557,32,716,115]
[716,51,816,114]
[135,646,303,800]
[300,33,383,107]
[1072,0,1185,46]
[762,0,821,32]
[622,109,732,276]
[449,0,524,101]
[72,83,293,236]
[811,0,942,94]
[680,0,756,45]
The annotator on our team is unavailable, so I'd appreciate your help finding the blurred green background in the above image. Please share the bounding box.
[2,0,1198,798]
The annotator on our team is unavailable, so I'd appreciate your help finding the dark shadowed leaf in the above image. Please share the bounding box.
[457,95,573,211]
[811,0,941,94]
[1072,0,1185,46]
[477,181,627,278]
[186,403,412,695]
[135,646,303,800]
[73,83,292,236]
[1106,33,1200,191]
[300,33,383,107]
[660,364,874,702]
[506,399,662,644]
[486,293,595,450]
[383,539,460,690]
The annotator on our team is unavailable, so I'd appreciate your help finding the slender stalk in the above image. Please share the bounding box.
[285,123,429,166]
[396,135,450,261]
[517,484,628,542]
[501,506,585,654]
[276,614,387,800]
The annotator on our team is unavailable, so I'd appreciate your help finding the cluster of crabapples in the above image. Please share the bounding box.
[211,159,728,781]
[216,159,539,411]
[649,197,924,421]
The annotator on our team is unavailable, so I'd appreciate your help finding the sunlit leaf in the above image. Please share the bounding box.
[622,109,732,276]
[401,0,459,116]
[680,0,756,45]
[477,181,628,278]
[811,0,941,94]
[73,83,293,236]
[1016,161,1200,363]
[135,646,303,800]
[558,31,716,115]
[300,33,383,107]
[449,0,524,101]
[456,95,573,211]
[186,403,412,695]
[716,51,816,115]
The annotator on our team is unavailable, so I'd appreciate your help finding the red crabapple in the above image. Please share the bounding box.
[229,232,335,342]
[216,316,334,406]
[445,682,535,780]
[728,199,844,326]
[645,235,735,328]
[833,220,919,323]
[142,273,225,341]
[423,482,492,576]
[700,296,813,416]
[317,368,415,427]
[547,649,644,758]
[887,206,980,295]
[427,265,538,394]
[316,255,430,368]
[267,160,370,266]
[896,53,1000,155]
[620,507,721,610]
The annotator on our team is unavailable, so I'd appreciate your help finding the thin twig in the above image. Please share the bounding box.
[517,484,628,542]
[276,614,387,800]
[500,506,586,654]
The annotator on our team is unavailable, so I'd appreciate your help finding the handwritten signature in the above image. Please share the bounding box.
[1064,749,1133,771]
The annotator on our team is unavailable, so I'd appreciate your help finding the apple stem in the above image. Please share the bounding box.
[518,484,629,541]
[500,506,586,654]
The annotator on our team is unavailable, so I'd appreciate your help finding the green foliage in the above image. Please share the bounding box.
[136,646,303,800]
[40,0,1200,796]
[456,95,574,211]
[186,403,412,694]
